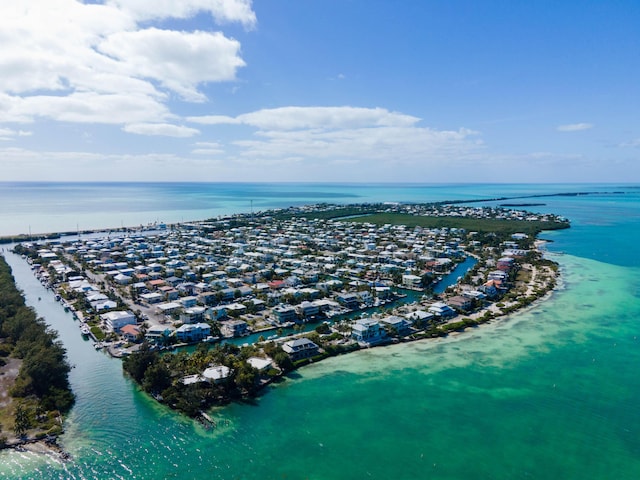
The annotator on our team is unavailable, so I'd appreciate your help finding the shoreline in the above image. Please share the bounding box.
[0,435,71,463]
[6,201,564,424]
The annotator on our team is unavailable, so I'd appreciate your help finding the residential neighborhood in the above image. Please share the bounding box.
[13,202,564,416]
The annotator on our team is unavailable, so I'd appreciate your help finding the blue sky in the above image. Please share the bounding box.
[1,0,639,183]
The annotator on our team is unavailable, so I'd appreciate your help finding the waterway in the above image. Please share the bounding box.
[2,184,640,479]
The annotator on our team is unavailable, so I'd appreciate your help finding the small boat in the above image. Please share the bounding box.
[80,325,91,337]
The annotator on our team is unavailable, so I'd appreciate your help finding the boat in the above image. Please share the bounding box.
[80,325,91,337]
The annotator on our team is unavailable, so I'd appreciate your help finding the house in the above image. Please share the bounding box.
[336,292,360,310]
[247,356,273,372]
[146,325,175,343]
[357,290,373,305]
[380,315,412,336]
[102,310,137,332]
[282,337,319,361]
[225,302,248,316]
[198,292,218,306]
[156,302,182,316]
[462,290,486,301]
[113,273,131,285]
[180,306,206,324]
[374,286,393,300]
[208,306,227,320]
[428,301,456,318]
[147,279,166,290]
[201,365,232,384]
[487,270,508,282]
[406,310,435,325]
[91,299,118,311]
[351,318,385,345]
[273,304,298,324]
[311,298,340,313]
[250,298,266,311]
[447,295,473,312]
[120,324,141,342]
[402,274,422,288]
[220,319,249,337]
[159,286,179,301]
[296,301,320,319]
[180,296,198,308]
[175,323,211,343]
[479,281,499,298]
[140,292,164,304]
[497,257,515,271]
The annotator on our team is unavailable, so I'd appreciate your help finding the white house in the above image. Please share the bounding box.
[175,322,211,343]
[351,318,385,345]
[428,301,456,318]
[101,310,136,332]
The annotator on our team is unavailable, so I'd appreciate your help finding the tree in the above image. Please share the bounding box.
[13,403,30,437]
[274,352,293,372]
[142,361,172,394]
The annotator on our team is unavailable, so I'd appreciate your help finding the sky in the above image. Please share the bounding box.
[1,0,639,183]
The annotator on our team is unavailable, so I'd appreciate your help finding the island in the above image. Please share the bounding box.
[10,202,568,422]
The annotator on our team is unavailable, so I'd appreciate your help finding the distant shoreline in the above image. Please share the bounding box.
[0,189,599,242]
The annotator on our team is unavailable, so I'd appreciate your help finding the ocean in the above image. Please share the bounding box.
[1,182,639,479]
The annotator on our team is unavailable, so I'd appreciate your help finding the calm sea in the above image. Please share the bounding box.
[1,183,640,479]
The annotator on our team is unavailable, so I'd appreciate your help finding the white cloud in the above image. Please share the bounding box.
[123,123,200,137]
[191,141,225,155]
[0,0,251,124]
[192,148,225,155]
[107,0,256,28]
[98,28,245,102]
[557,123,593,132]
[188,106,481,176]
[0,128,32,141]
[1,92,171,124]
[189,106,420,130]
[233,125,479,163]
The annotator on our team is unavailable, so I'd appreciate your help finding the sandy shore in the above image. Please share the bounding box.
[2,437,71,462]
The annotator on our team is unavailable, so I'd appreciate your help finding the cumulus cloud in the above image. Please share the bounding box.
[98,28,245,102]
[189,106,420,130]
[557,123,593,132]
[107,0,256,28]
[0,0,251,127]
[189,106,481,172]
[123,123,200,137]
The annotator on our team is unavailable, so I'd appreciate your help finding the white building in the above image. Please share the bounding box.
[101,310,136,332]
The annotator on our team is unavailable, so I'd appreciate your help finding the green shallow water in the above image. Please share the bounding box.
[2,253,640,479]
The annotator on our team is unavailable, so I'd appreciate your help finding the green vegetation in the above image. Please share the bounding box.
[123,343,275,417]
[0,256,74,441]
[273,204,381,221]
[347,213,569,235]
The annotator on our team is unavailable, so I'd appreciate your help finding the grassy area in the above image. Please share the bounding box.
[343,213,569,235]
[91,326,106,341]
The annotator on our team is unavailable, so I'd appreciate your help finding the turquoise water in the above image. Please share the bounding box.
[0,181,630,236]
[1,183,640,479]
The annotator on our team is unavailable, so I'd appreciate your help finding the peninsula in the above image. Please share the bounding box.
[11,202,568,420]
[0,256,74,454]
